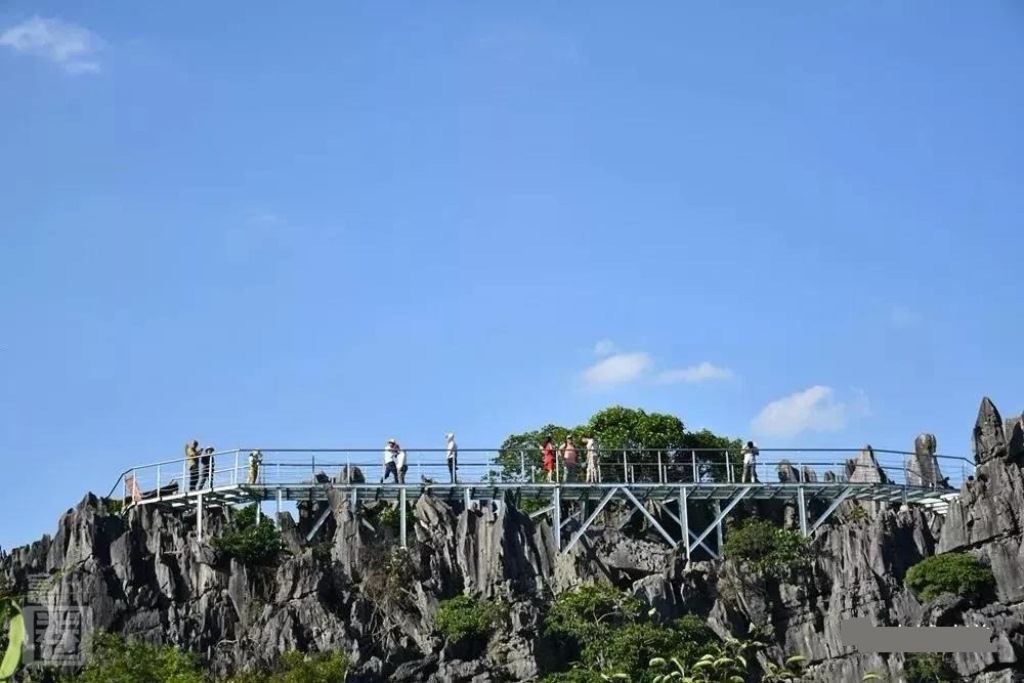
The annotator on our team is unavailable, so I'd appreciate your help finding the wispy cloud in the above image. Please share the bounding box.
[0,17,103,75]
[581,352,653,388]
[657,362,734,384]
[750,385,870,439]
[593,339,616,356]
[581,341,734,390]
[248,211,285,226]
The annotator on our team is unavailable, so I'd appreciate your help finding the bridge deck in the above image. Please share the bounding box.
[113,447,969,558]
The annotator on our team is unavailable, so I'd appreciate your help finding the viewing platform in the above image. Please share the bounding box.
[109,447,971,560]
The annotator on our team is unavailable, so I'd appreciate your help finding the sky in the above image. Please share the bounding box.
[2,1,1024,548]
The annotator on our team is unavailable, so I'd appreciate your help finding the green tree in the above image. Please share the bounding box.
[70,632,208,683]
[496,407,742,484]
[211,504,285,567]
[722,518,819,578]
[904,552,995,604]
[541,584,718,682]
[434,595,504,645]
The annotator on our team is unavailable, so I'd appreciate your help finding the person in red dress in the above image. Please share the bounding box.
[542,436,556,482]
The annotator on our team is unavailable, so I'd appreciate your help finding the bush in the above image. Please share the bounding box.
[723,518,818,577]
[72,632,208,683]
[229,651,349,683]
[542,584,718,682]
[905,552,995,603]
[903,653,957,682]
[211,504,285,567]
[434,595,503,644]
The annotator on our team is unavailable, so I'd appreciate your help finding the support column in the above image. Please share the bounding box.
[679,487,690,561]
[399,487,408,548]
[197,492,204,541]
[256,502,262,523]
[276,488,283,525]
[798,486,809,537]
[464,487,471,511]
[552,486,562,552]
[714,501,723,553]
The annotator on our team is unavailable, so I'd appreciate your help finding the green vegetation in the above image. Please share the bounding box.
[102,498,124,515]
[722,518,818,577]
[496,406,742,483]
[228,651,349,683]
[904,552,995,603]
[359,545,418,641]
[0,598,26,681]
[434,594,504,644]
[211,504,285,567]
[71,632,206,683]
[903,653,956,682]
[541,583,718,682]
[53,633,348,683]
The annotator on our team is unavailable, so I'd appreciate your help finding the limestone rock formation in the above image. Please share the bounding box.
[906,432,946,487]
[2,397,1024,681]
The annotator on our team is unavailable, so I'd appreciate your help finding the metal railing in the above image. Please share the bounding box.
[108,447,975,503]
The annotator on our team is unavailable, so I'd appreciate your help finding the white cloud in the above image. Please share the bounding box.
[581,352,652,388]
[593,339,616,356]
[889,306,921,329]
[0,17,103,74]
[750,385,870,439]
[657,362,733,384]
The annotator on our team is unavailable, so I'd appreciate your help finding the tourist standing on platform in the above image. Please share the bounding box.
[186,440,201,490]
[382,438,400,483]
[446,433,458,483]
[248,450,263,484]
[198,447,215,488]
[584,436,599,483]
[741,441,760,482]
[542,436,556,482]
[396,443,408,483]
[561,436,578,482]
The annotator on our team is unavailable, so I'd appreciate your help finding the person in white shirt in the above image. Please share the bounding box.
[396,443,408,483]
[584,436,599,483]
[446,433,458,483]
[382,439,400,483]
[741,441,760,483]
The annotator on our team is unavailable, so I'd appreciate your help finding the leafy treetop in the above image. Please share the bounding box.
[496,406,742,482]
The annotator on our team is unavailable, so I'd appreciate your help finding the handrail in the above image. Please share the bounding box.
[111,445,974,503]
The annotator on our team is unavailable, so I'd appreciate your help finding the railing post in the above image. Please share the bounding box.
[183,457,188,492]
[277,462,281,485]
[691,450,698,483]
[657,451,663,483]
[520,450,526,481]
[156,464,162,496]
[233,450,239,486]
[622,451,628,483]
[399,486,408,548]
[798,486,808,537]
[725,451,731,483]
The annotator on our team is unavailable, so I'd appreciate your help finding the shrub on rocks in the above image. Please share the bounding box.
[905,552,994,604]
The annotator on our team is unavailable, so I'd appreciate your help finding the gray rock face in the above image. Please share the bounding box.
[3,397,1024,681]
[906,433,946,487]
[846,445,889,483]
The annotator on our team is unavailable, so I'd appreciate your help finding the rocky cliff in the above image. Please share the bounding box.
[3,397,1024,682]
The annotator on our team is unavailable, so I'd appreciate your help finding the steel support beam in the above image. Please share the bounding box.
[679,487,690,560]
[399,487,407,548]
[552,486,562,552]
[714,501,724,552]
[276,488,283,524]
[196,492,204,541]
[798,486,808,537]
[620,487,676,547]
[658,498,718,559]
[691,489,750,549]
[529,505,554,520]
[809,486,854,534]
[464,487,471,511]
[563,487,619,554]
[305,503,333,542]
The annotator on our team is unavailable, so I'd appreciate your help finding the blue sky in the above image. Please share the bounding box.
[2,2,1023,548]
